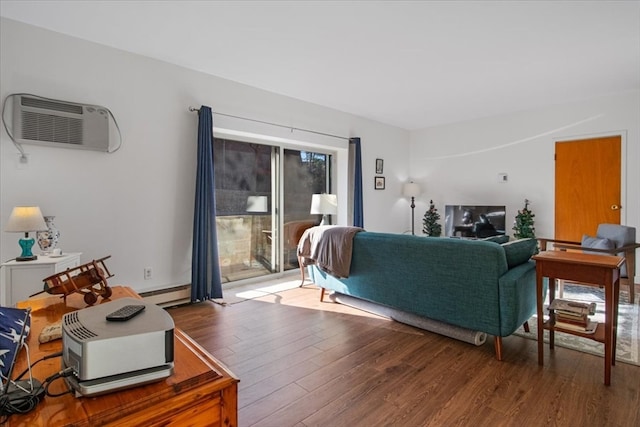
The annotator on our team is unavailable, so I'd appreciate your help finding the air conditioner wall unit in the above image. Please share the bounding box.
[12,95,112,152]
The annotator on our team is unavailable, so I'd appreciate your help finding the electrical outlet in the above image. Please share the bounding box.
[144,267,152,280]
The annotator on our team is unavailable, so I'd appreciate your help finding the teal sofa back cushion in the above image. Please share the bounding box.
[482,235,510,244]
[501,238,537,268]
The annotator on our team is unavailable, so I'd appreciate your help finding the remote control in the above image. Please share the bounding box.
[106,304,146,321]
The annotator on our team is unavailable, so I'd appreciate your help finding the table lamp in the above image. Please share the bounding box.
[310,194,337,226]
[4,206,47,261]
[246,196,268,213]
[403,181,421,235]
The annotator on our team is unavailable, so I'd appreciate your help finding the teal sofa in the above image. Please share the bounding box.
[308,232,539,360]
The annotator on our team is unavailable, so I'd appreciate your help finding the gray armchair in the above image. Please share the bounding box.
[539,224,639,303]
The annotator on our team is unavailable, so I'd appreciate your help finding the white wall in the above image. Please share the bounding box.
[0,18,410,293]
[409,91,640,279]
[7,18,635,293]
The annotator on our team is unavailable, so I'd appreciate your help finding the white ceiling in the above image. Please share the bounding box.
[1,1,639,130]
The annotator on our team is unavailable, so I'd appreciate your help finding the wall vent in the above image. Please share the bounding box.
[12,95,112,152]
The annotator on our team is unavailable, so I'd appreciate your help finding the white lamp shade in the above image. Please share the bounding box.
[403,182,421,198]
[246,196,269,213]
[310,194,337,215]
[5,206,47,232]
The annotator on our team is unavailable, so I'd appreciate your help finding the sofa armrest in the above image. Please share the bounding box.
[497,260,539,337]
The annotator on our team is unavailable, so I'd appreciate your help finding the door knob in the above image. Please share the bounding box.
[611,204,621,210]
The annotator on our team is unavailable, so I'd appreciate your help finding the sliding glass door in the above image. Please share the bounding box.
[214,137,331,284]
[213,139,273,283]
[282,149,330,271]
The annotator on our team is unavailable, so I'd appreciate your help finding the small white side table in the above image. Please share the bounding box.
[1,253,82,306]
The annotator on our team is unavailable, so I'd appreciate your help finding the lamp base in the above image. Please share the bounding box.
[17,236,37,261]
[319,215,332,227]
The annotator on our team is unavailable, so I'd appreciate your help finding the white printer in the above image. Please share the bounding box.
[62,297,174,397]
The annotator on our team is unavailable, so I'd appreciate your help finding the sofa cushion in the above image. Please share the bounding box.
[482,235,510,244]
[582,235,615,251]
[502,238,537,268]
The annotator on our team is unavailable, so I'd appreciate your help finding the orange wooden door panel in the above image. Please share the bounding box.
[555,136,621,241]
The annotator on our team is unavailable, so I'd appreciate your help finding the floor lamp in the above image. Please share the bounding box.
[403,182,421,235]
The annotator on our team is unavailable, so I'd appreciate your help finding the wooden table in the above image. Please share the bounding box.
[8,286,238,426]
[532,251,624,385]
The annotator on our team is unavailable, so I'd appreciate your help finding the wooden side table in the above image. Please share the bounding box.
[532,251,624,385]
[8,286,238,426]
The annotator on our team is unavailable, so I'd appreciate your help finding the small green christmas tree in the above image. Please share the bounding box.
[513,199,536,239]
[423,200,442,237]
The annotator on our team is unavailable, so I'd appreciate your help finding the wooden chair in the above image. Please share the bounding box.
[283,220,317,268]
[538,224,639,303]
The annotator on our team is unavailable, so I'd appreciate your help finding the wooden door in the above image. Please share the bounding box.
[555,136,621,241]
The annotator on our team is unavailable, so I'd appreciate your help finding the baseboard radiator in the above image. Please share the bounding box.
[140,284,191,308]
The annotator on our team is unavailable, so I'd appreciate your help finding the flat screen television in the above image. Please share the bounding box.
[444,205,506,238]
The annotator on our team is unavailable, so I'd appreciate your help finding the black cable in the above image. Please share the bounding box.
[0,383,41,418]
[43,367,74,398]
[0,353,72,420]
[0,369,75,418]
[0,94,26,157]
[14,351,63,382]
[37,368,71,397]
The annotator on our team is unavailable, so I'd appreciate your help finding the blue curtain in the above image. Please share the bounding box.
[350,137,364,227]
[191,106,223,301]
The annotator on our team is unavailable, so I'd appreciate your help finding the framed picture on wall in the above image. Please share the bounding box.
[375,158,384,174]
[374,176,385,190]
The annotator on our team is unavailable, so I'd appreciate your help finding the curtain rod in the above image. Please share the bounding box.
[188,106,350,141]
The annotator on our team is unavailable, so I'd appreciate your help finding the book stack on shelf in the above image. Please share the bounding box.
[549,298,598,334]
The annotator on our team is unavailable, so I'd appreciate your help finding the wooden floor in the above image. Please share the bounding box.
[167,284,640,427]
